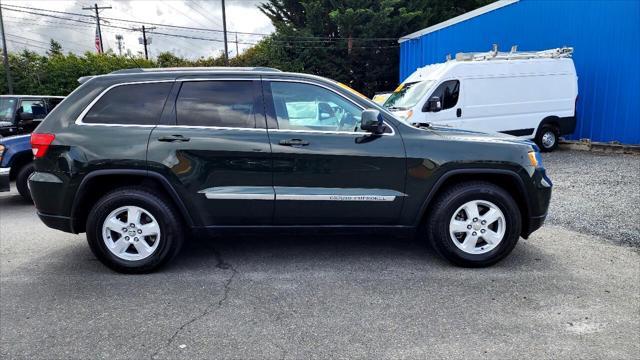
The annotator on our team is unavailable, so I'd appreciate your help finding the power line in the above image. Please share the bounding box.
[0,3,398,41]
[0,5,398,51]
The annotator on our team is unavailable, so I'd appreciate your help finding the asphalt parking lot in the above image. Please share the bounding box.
[1,149,639,359]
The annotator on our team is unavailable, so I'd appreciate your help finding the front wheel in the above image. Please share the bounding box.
[426,181,522,267]
[86,187,184,273]
[535,124,559,152]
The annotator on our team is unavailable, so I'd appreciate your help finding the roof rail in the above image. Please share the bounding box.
[454,46,573,62]
[109,66,282,74]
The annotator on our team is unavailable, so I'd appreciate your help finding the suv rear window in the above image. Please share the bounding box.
[83,82,172,125]
[176,81,258,128]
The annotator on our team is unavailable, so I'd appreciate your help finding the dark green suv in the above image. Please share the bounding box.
[29,67,551,273]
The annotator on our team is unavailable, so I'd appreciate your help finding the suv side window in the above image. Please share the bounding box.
[269,81,363,132]
[176,81,259,128]
[83,82,172,125]
[426,80,460,111]
[18,99,47,119]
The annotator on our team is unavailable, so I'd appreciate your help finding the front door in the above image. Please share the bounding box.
[147,78,273,226]
[263,79,407,225]
[424,79,463,128]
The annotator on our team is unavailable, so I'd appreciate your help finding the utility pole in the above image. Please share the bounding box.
[221,0,228,64]
[82,3,111,53]
[115,34,123,56]
[0,2,14,94]
[235,32,239,58]
[133,25,155,60]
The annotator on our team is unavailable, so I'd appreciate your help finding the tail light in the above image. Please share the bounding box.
[31,133,55,158]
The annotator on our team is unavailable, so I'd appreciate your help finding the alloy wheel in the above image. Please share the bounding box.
[102,205,161,261]
[449,200,506,255]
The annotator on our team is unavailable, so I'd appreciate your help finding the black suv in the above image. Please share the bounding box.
[0,95,64,137]
[29,67,551,273]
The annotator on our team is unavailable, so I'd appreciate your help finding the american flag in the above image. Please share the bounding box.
[95,25,102,53]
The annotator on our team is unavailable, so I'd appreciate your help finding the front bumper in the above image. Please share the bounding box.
[521,168,552,238]
[0,167,10,192]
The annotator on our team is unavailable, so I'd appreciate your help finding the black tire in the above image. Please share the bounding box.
[535,124,559,152]
[16,162,34,203]
[425,181,521,267]
[86,186,184,274]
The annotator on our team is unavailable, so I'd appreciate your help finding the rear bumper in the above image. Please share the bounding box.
[0,167,10,192]
[37,212,74,233]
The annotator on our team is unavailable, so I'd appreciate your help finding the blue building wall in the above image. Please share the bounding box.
[399,0,640,144]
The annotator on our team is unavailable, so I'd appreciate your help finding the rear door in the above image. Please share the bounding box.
[263,78,406,225]
[147,77,273,227]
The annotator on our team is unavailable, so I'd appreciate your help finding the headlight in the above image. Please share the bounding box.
[393,109,413,121]
[528,151,543,168]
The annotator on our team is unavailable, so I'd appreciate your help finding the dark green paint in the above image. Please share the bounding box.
[29,69,551,238]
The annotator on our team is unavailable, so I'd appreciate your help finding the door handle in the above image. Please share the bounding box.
[279,139,309,146]
[456,108,462,118]
[158,135,190,142]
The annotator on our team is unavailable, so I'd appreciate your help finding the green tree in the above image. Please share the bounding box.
[256,0,492,95]
[47,39,63,57]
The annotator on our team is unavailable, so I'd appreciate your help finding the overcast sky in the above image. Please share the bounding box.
[1,0,275,59]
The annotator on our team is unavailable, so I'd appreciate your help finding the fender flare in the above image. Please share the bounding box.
[414,168,531,226]
[70,169,194,232]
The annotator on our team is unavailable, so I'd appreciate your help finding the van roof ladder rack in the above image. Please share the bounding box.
[454,46,573,61]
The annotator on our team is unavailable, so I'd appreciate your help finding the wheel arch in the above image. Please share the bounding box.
[8,151,33,180]
[535,116,561,139]
[71,169,194,233]
[416,169,531,238]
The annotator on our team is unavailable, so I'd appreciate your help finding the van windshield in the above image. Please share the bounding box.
[0,98,17,123]
[383,80,434,110]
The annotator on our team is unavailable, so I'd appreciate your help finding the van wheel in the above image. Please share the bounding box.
[425,181,521,267]
[16,163,34,203]
[536,124,559,152]
[86,187,184,273]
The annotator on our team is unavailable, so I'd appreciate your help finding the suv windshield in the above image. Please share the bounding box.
[0,98,17,123]
[383,80,434,110]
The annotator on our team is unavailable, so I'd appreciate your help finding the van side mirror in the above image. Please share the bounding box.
[426,96,442,112]
[360,109,384,134]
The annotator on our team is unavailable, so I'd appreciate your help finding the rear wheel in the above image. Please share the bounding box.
[426,181,521,267]
[86,187,184,273]
[16,163,34,203]
[536,124,559,152]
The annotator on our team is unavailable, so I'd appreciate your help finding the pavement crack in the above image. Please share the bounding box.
[150,243,237,360]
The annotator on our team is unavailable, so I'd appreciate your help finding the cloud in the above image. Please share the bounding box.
[1,0,274,59]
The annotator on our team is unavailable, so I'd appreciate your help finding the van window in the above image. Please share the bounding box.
[383,80,434,110]
[269,81,363,132]
[18,99,47,120]
[176,81,258,128]
[428,80,460,110]
[83,83,172,125]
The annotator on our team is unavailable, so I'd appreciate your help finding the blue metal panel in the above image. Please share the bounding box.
[399,0,640,144]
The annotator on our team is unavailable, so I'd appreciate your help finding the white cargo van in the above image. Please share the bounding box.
[384,47,578,151]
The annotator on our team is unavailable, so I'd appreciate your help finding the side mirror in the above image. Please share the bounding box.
[426,96,442,112]
[360,109,384,134]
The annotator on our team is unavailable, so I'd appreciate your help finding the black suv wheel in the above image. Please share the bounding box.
[86,187,184,273]
[426,181,521,267]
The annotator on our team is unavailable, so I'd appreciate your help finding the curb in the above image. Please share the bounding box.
[559,139,640,155]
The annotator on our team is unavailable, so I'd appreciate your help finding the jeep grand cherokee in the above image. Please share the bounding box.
[28,67,551,273]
